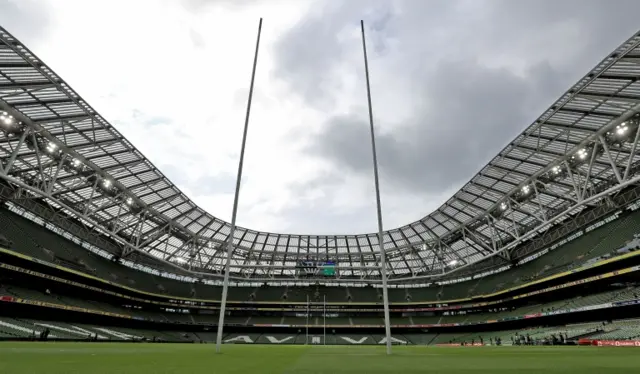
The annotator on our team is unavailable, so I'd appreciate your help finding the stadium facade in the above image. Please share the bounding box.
[1,25,640,346]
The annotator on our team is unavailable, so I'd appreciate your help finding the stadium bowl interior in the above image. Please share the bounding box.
[1,21,640,374]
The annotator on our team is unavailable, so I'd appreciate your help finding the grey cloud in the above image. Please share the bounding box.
[277,169,441,234]
[287,171,347,195]
[473,0,640,67]
[308,60,567,194]
[275,0,640,197]
[0,0,52,43]
[272,0,459,109]
[279,171,377,234]
[159,162,236,197]
[272,0,404,108]
[279,202,377,235]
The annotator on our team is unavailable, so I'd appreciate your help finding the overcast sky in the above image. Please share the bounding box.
[1,0,639,235]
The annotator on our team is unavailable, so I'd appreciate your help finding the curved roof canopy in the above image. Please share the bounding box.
[1,26,640,282]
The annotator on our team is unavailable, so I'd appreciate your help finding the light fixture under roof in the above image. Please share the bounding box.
[46,142,57,153]
[612,122,629,136]
[577,148,588,160]
[0,111,14,125]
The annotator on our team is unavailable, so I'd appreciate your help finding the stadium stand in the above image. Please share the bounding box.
[2,22,640,351]
[2,203,640,345]
[2,205,640,305]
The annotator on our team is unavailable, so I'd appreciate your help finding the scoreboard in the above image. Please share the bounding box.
[322,261,336,276]
[296,260,337,277]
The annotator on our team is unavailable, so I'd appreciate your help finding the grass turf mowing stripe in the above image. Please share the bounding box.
[0,343,639,373]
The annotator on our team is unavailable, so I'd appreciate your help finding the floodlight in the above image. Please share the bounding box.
[126,197,133,205]
[552,165,561,174]
[102,179,112,188]
[72,158,82,167]
[500,202,508,210]
[521,185,530,194]
[448,259,458,266]
[0,111,14,125]
[46,142,57,153]
[616,123,628,136]
[577,148,588,160]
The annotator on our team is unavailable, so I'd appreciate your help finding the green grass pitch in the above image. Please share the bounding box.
[0,342,638,373]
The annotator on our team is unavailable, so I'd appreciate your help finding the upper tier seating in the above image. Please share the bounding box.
[1,206,640,303]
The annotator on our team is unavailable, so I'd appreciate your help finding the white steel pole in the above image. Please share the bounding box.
[215,18,263,353]
[306,294,310,345]
[323,294,326,345]
[360,20,392,355]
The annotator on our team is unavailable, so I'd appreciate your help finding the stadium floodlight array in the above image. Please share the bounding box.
[0,110,18,128]
[0,107,140,213]
[491,116,640,220]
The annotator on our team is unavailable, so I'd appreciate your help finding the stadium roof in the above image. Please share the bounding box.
[1,26,640,283]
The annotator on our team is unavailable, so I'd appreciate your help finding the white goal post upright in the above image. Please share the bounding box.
[215,18,263,353]
[323,294,326,345]
[360,20,392,355]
